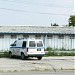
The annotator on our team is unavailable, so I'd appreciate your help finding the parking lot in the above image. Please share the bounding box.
[0,56,75,72]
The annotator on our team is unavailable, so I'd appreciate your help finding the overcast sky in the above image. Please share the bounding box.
[0,0,74,26]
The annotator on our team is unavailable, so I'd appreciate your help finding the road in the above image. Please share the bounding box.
[0,71,74,75]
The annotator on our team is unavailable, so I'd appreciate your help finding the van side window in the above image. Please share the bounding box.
[29,41,36,47]
[22,41,26,47]
[10,43,16,46]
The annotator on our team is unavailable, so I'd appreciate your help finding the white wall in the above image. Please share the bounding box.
[45,35,75,50]
[0,34,74,51]
[0,35,16,51]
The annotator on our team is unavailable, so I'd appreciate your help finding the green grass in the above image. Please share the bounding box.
[45,51,75,56]
[0,49,75,58]
[0,51,9,58]
[45,47,75,56]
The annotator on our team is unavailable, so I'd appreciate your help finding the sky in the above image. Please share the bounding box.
[0,0,74,26]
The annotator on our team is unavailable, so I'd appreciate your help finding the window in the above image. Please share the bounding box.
[29,41,36,47]
[70,35,75,39]
[37,41,43,47]
[47,35,53,39]
[22,41,26,48]
[11,35,17,39]
[14,40,17,43]
[0,34,4,38]
[23,34,29,38]
[58,35,64,39]
[10,43,16,46]
[35,35,41,39]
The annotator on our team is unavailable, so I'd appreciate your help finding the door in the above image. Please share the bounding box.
[10,43,16,55]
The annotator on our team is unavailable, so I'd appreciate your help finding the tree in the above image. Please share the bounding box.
[51,23,59,26]
[68,15,75,27]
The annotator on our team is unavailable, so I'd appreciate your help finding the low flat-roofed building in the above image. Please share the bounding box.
[0,26,74,51]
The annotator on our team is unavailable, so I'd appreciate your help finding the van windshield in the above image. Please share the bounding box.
[37,41,43,47]
[29,41,36,47]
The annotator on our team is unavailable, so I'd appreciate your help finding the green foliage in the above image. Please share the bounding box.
[51,23,59,26]
[60,48,66,51]
[45,47,75,56]
[0,51,9,58]
[3,51,9,57]
[60,52,70,56]
[45,51,75,56]
[72,49,75,51]
[46,47,52,51]
[68,15,75,27]
[47,51,58,56]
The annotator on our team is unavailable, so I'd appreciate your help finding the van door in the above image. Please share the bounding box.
[36,41,44,54]
[22,41,27,55]
[15,41,23,56]
[10,43,16,55]
[28,41,37,54]
[28,41,44,55]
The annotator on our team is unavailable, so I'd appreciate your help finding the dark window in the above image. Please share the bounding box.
[70,35,75,39]
[47,35,53,39]
[58,35,64,39]
[29,41,36,47]
[14,41,17,43]
[23,34,29,38]
[0,34,4,38]
[11,35,17,39]
[37,41,43,47]
[22,41,26,47]
[35,35,41,39]
[10,43,16,46]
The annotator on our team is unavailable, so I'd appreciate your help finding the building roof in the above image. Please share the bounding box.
[0,26,74,34]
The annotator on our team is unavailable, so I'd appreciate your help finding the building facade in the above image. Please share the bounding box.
[0,26,75,51]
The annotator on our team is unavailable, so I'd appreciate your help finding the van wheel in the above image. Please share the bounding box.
[21,53,25,60]
[37,57,42,60]
[9,52,12,58]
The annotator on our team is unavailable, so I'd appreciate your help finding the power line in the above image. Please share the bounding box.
[0,7,71,16]
[0,0,73,8]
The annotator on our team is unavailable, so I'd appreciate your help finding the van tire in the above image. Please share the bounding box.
[37,57,42,60]
[21,53,25,60]
[9,52,12,58]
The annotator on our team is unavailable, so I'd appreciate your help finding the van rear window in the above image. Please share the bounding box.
[29,41,36,47]
[37,41,43,47]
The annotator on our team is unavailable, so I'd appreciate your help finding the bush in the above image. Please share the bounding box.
[45,51,75,56]
[3,51,9,57]
[60,48,66,51]
[45,47,75,56]
[69,52,75,56]
[0,51,9,58]
[60,52,69,56]
[45,51,58,56]
[72,49,75,51]
[45,47,52,51]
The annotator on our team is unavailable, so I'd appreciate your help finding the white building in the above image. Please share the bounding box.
[0,26,75,51]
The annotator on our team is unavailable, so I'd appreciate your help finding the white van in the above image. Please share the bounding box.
[9,38,45,60]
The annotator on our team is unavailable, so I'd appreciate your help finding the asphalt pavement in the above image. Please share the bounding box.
[0,56,75,72]
[0,71,74,75]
